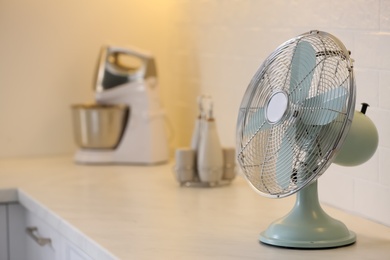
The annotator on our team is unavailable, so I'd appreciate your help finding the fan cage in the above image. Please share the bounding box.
[236,31,356,198]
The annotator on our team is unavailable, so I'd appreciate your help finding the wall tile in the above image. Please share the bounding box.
[331,152,379,182]
[355,68,379,107]
[197,54,224,92]
[246,0,292,29]
[355,32,390,70]
[225,28,270,58]
[380,0,390,32]
[285,0,380,30]
[331,30,355,53]
[355,33,381,69]
[232,28,296,59]
[319,170,355,212]
[186,0,220,26]
[355,179,390,226]
[329,0,380,30]
[367,107,390,148]
[378,33,390,70]
[379,69,390,109]
[193,26,230,56]
[378,147,390,186]
[217,0,253,27]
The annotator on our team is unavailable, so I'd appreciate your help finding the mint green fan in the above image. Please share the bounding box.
[236,30,378,248]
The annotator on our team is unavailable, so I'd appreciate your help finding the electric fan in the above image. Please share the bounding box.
[236,30,378,248]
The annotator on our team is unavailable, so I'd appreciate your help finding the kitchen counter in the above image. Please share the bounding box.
[0,156,389,259]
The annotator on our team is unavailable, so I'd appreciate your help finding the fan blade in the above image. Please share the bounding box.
[301,86,347,125]
[294,125,323,185]
[290,41,316,104]
[275,126,295,190]
[244,107,270,135]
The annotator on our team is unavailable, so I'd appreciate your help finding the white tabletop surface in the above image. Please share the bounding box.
[0,156,389,259]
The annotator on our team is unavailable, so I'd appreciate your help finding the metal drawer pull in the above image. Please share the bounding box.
[26,227,52,246]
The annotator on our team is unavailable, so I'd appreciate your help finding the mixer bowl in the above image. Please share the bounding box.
[71,104,129,149]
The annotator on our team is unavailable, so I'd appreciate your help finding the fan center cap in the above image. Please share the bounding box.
[266,91,288,124]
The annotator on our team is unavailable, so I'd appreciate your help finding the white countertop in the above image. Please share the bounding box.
[0,156,389,259]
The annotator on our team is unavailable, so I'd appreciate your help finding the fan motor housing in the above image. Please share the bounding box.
[334,110,378,166]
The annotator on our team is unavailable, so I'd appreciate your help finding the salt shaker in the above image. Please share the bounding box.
[191,96,204,151]
[197,100,223,183]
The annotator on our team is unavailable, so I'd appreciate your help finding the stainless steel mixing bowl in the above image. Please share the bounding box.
[71,104,129,149]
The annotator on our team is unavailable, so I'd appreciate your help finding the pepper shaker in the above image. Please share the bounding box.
[197,98,223,183]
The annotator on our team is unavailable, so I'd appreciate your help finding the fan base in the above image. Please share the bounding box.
[260,231,356,249]
[259,181,356,249]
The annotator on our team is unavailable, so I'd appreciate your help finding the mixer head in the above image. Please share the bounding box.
[95,46,157,92]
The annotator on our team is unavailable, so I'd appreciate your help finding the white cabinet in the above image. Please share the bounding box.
[0,205,8,260]
[24,207,59,260]
[7,204,93,260]
[8,203,27,259]
[64,242,93,260]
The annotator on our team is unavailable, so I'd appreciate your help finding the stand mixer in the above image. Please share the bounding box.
[73,46,169,164]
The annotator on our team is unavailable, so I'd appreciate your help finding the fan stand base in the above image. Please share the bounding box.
[259,181,356,249]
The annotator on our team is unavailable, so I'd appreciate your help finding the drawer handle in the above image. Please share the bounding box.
[26,227,52,246]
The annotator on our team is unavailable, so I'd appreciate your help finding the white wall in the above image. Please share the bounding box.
[1,0,390,226]
[173,0,390,226]
[0,0,182,158]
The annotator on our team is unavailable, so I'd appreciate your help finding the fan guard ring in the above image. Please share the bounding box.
[236,30,355,198]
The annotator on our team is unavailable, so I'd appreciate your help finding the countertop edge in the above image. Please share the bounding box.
[12,188,118,260]
[0,188,18,204]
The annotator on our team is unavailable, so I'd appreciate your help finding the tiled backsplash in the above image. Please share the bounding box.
[172,0,390,226]
[1,0,389,226]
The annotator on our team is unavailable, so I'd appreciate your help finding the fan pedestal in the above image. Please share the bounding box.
[260,181,356,248]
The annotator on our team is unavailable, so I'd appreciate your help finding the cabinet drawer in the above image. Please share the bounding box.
[24,208,61,259]
[0,205,8,260]
[8,204,102,260]
[64,241,93,260]
[25,210,95,260]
